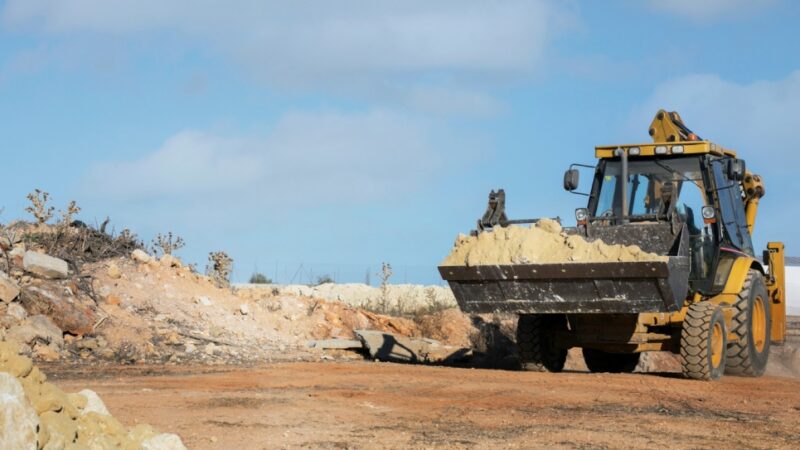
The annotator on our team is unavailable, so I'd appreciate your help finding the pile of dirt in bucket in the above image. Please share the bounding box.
[442,219,666,266]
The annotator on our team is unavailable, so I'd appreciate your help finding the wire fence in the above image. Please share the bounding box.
[237,262,447,287]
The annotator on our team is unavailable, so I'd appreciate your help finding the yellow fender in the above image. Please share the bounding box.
[714,256,763,304]
[710,254,786,344]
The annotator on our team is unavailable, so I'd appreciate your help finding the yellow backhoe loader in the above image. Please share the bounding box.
[439,110,786,380]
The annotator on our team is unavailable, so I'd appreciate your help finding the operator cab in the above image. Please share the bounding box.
[564,141,752,296]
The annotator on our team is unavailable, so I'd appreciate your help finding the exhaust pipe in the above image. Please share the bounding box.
[617,147,629,225]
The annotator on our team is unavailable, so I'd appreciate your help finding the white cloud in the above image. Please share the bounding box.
[647,0,776,20]
[83,109,450,207]
[2,1,563,86]
[632,71,800,167]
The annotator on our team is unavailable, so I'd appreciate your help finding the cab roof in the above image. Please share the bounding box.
[594,140,737,159]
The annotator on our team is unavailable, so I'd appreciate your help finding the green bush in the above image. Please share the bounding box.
[249,272,272,284]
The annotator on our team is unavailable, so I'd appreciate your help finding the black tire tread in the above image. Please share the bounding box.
[516,315,567,372]
[726,269,770,376]
[680,301,722,380]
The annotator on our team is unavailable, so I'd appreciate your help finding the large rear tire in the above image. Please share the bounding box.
[725,269,771,377]
[680,301,727,380]
[582,349,640,373]
[516,314,568,372]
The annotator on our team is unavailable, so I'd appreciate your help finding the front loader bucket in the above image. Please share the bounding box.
[438,256,689,314]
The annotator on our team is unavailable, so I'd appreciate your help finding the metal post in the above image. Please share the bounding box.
[619,147,629,224]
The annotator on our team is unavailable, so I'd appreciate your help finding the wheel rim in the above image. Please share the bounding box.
[752,295,767,353]
[711,321,724,368]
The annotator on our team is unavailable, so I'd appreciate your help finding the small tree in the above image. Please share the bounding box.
[207,251,233,288]
[376,262,393,314]
[249,272,272,284]
[151,232,185,257]
[25,189,54,225]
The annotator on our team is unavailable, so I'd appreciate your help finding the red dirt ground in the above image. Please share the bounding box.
[47,362,800,449]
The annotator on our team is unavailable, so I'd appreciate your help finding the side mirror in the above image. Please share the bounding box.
[727,159,746,181]
[563,169,579,191]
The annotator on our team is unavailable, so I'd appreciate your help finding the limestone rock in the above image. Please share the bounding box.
[77,389,111,416]
[141,433,188,450]
[239,304,250,315]
[7,315,64,349]
[0,271,21,303]
[107,263,122,279]
[23,251,69,279]
[9,246,26,268]
[6,302,28,322]
[131,249,152,264]
[20,285,97,335]
[354,330,471,363]
[33,343,61,361]
[159,254,181,268]
[0,372,39,450]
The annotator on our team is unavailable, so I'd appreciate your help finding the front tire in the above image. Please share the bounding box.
[582,349,640,373]
[726,269,771,377]
[680,301,727,380]
[516,314,568,372]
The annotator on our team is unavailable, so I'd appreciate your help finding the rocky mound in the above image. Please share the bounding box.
[442,219,666,266]
[241,283,457,315]
[0,340,185,449]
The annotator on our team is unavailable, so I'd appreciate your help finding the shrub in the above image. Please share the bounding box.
[314,274,334,286]
[150,232,185,257]
[207,251,233,288]
[25,189,54,225]
[249,272,272,284]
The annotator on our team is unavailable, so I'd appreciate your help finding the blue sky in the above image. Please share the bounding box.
[1,0,798,284]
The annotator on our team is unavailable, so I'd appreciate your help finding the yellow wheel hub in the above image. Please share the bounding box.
[711,321,724,368]
[752,296,767,353]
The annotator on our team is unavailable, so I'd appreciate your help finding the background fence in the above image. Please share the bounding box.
[235,262,447,287]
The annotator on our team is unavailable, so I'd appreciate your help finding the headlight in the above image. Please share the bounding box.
[628,147,641,156]
[655,145,668,155]
[671,145,684,154]
[575,208,589,224]
[701,206,716,222]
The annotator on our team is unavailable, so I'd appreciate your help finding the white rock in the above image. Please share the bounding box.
[140,433,188,450]
[6,303,27,322]
[239,304,250,315]
[0,272,20,303]
[184,343,196,354]
[159,254,182,268]
[107,263,122,279]
[77,389,111,416]
[204,343,216,355]
[7,315,64,349]
[195,296,212,306]
[22,251,69,279]
[0,372,39,450]
[131,249,152,264]
[8,246,26,267]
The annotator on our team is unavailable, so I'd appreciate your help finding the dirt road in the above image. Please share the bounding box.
[45,362,800,449]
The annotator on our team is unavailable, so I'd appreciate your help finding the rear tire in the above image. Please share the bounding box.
[516,314,568,372]
[680,301,727,380]
[582,349,640,373]
[725,269,771,377]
